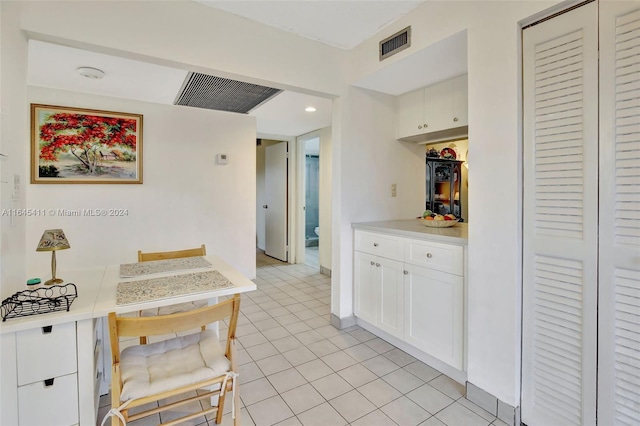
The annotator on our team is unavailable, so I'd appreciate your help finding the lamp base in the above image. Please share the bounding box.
[45,278,63,286]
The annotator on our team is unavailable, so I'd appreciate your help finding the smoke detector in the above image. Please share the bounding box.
[77,67,105,79]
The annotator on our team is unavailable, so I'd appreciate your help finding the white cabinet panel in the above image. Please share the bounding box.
[354,251,377,324]
[404,238,464,275]
[397,88,424,139]
[378,257,404,339]
[404,264,463,369]
[16,322,77,386]
[18,373,79,426]
[452,75,468,127]
[424,79,453,133]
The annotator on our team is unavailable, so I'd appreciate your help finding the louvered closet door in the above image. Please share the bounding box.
[522,3,598,425]
[599,2,640,424]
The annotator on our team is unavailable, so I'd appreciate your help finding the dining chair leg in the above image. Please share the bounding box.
[216,388,226,424]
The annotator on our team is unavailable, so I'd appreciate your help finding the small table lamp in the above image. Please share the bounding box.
[36,229,70,285]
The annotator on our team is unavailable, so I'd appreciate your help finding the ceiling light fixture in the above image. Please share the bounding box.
[77,67,105,79]
[305,106,316,112]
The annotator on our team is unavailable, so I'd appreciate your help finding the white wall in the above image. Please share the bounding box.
[333,86,424,319]
[0,1,28,297]
[26,87,257,279]
[343,0,559,406]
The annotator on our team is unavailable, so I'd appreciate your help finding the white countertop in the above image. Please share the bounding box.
[1,255,256,334]
[353,219,468,245]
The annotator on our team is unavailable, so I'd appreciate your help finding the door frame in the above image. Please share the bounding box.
[296,130,323,265]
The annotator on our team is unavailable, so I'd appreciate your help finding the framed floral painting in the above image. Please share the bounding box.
[31,104,143,184]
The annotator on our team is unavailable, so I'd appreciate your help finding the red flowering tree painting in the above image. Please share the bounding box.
[31,105,143,184]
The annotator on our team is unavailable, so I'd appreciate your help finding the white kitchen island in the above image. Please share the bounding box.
[352,219,468,384]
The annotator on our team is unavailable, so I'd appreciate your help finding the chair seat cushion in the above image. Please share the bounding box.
[141,300,209,317]
[120,329,230,401]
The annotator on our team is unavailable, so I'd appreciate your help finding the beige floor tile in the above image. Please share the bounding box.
[306,339,341,357]
[358,378,403,407]
[403,361,441,382]
[337,364,378,388]
[245,342,279,361]
[246,396,294,426]
[281,383,325,414]
[328,390,376,423]
[321,350,358,371]
[268,368,308,393]
[343,343,379,362]
[296,359,334,382]
[362,355,401,377]
[274,416,303,426]
[381,396,431,426]
[419,416,447,426]
[351,409,398,426]
[220,407,254,426]
[272,335,304,353]
[435,401,492,426]
[261,326,291,341]
[256,353,293,376]
[328,334,361,349]
[239,362,265,384]
[382,368,425,394]
[310,373,353,400]
[383,348,417,367]
[238,332,268,348]
[406,384,454,415]
[459,397,497,422]
[239,377,278,406]
[349,329,377,343]
[364,338,396,354]
[295,329,325,345]
[285,321,312,335]
[297,403,348,426]
[428,375,466,400]
[283,346,318,366]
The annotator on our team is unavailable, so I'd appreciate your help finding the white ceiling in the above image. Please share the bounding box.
[27,41,332,137]
[195,0,426,49]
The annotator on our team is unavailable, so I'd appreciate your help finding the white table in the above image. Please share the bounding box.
[0,255,256,426]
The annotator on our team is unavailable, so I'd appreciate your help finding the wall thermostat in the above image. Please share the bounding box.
[216,153,229,165]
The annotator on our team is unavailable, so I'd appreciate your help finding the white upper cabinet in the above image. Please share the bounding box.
[397,74,468,142]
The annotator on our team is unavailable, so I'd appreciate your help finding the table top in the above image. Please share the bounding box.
[0,255,256,334]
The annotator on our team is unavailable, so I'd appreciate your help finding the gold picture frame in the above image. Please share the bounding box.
[31,104,143,184]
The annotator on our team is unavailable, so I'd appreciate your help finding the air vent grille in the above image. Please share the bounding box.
[380,26,411,61]
[175,73,282,114]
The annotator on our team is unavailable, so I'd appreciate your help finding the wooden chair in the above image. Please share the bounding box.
[138,244,207,262]
[104,295,241,426]
[138,244,208,344]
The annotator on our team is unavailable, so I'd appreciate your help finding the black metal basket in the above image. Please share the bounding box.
[1,283,78,322]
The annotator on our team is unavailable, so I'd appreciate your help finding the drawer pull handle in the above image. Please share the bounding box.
[426,253,433,258]
[373,243,378,247]
[42,325,53,334]
[375,263,380,267]
[44,378,55,387]
[370,261,375,266]
[404,270,408,275]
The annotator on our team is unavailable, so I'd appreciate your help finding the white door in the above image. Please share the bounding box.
[265,142,288,262]
[378,257,405,339]
[404,264,463,369]
[522,3,598,425]
[598,2,640,423]
[354,251,377,324]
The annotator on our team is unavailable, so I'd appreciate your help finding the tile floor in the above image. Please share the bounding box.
[98,256,507,426]
[304,246,319,269]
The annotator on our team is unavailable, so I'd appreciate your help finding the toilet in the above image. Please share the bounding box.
[314,227,320,237]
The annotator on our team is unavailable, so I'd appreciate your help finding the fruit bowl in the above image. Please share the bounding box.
[417,217,460,228]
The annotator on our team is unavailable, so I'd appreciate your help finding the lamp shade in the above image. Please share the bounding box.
[36,229,70,252]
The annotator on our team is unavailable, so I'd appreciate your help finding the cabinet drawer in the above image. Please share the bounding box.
[18,373,79,425]
[16,322,77,386]
[404,239,463,275]
[355,231,402,260]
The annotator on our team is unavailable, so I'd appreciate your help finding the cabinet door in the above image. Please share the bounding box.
[397,88,425,139]
[452,74,468,127]
[377,257,405,339]
[404,264,463,369]
[424,79,453,133]
[354,251,377,324]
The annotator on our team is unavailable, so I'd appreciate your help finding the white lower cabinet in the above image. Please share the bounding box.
[354,229,465,370]
[354,251,404,339]
[404,264,463,369]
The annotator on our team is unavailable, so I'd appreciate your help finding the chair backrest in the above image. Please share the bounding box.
[108,294,240,365]
[137,244,206,262]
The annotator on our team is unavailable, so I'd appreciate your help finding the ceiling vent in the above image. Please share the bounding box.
[379,26,411,61]
[175,72,282,114]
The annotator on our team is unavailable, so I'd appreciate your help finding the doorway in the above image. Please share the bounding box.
[303,137,320,268]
